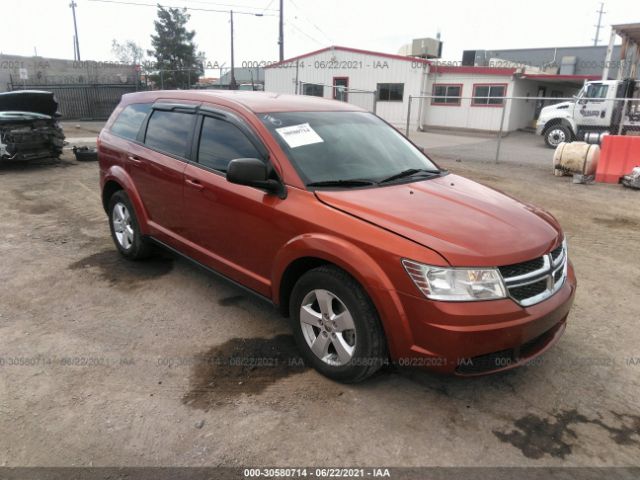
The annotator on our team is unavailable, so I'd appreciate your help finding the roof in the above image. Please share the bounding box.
[264,45,431,69]
[121,90,365,113]
[430,65,517,76]
[611,23,640,45]
[520,73,601,82]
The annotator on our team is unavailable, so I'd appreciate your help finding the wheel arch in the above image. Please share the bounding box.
[101,166,150,234]
[543,118,576,138]
[272,234,413,359]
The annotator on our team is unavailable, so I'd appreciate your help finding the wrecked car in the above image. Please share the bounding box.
[0,90,65,161]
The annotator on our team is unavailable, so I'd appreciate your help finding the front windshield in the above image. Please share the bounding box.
[260,111,439,186]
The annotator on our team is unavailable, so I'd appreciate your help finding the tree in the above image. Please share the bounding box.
[147,5,203,89]
[111,39,144,65]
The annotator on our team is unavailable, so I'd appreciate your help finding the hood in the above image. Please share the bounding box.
[540,101,573,115]
[315,174,562,267]
[0,90,59,118]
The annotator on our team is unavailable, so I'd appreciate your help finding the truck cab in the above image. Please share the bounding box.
[536,79,638,148]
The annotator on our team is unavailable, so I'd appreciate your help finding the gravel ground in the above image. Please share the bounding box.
[0,145,639,470]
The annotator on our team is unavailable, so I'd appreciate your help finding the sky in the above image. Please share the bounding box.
[0,0,635,74]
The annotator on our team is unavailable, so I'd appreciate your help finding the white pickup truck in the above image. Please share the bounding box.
[536,79,639,148]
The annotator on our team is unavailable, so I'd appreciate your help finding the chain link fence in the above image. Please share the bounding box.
[404,95,640,164]
[296,81,377,114]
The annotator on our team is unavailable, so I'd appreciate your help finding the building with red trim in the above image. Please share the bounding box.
[264,45,597,132]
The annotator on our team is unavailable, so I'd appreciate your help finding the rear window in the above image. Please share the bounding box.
[144,110,195,158]
[110,103,151,140]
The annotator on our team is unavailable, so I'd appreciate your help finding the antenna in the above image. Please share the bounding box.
[593,2,606,46]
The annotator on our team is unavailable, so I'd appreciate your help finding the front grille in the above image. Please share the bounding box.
[554,268,563,282]
[498,257,544,278]
[509,279,548,301]
[499,242,567,307]
[456,326,558,375]
[456,349,514,375]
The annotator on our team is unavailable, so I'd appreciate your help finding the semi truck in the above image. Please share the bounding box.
[536,79,640,148]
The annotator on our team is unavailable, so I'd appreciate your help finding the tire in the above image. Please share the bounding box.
[289,265,387,383]
[107,190,152,260]
[544,125,572,148]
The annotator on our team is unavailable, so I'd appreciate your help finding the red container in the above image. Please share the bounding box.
[596,135,640,184]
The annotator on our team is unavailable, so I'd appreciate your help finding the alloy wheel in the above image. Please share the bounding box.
[299,289,357,366]
[112,202,134,250]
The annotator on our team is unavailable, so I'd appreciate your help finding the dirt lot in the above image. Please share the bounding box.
[0,147,639,470]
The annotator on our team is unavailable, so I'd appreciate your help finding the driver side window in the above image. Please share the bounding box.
[197,116,261,172]
[584,84,608,100]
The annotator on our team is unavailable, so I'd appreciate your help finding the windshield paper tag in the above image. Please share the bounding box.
[275,123,324,148]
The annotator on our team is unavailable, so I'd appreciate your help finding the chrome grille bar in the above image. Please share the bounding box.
[500,241,568,307]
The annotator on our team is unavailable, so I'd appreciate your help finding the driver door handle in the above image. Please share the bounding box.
[127,155,143,165]
[185,178,204,190]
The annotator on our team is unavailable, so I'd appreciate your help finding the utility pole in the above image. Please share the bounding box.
[69,1,81,60]
[593,2,606,46]
[278,0,284,61]
[230,10,237,89]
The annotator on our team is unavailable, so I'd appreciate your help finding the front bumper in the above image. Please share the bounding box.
[535,121,546,135]
[393,262,577,375]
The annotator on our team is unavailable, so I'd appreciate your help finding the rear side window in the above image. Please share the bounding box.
[144,110,195,158]
[110,103,151,140]
[197,116,261,172]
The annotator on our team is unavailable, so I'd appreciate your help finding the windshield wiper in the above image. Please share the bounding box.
[378,168,440,184]
[306,179,376,187]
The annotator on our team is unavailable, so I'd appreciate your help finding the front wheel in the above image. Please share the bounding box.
[544,125,572,148]
[290,266,387,383]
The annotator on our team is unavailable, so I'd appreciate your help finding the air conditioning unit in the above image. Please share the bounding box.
[411,38,443,59]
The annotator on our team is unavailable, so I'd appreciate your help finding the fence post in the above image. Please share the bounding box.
[494,98,508,163]
[618,98,629,135]
[405,95,412,137]
[373,94,377,115]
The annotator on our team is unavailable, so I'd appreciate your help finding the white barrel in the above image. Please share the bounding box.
[553,142,599,176]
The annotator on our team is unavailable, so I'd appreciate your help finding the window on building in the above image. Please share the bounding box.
[144,110,195,158]
[197,116,261,172]
[472,84,507,106]
[431,84,462,105]
[110,103,152,140]
[377,83,404,102]
[302,83,324,97]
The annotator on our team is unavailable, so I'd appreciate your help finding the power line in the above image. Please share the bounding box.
[288,0,332,44]
[178,0,278,12]
[261,0,275,12]
[285,20,322,46]
[87,0,276,16]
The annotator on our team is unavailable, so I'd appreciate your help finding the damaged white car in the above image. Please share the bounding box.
[0,90,65,161]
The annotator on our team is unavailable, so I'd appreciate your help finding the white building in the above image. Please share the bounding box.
[264,45,598,132]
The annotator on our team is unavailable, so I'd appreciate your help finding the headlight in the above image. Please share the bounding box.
[402,259,507,301]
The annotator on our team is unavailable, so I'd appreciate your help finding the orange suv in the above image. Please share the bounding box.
[98,91,576,382]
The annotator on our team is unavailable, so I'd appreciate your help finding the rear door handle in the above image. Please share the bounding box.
[128,155,143,165]
[185,178,204,190]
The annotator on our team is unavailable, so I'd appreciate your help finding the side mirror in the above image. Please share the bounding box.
[226,158,286,198]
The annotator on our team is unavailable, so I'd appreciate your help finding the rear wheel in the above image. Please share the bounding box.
[290,266,387,382]
[107,190,152,260]
[544,125,572,148]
